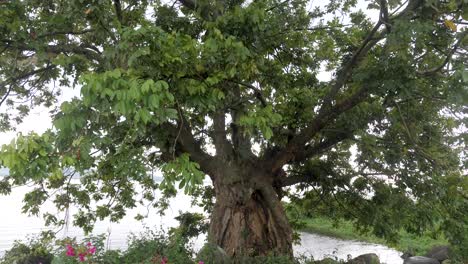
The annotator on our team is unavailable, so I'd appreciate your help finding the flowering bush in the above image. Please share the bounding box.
[1,229,317,264]
[49,237,103,264]
[64,241,97,262]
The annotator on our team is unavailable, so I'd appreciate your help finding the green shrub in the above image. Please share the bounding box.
[0,223,322,264]
[0,239,53,264]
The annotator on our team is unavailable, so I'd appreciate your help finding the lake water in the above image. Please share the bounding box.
[0,181,404,263]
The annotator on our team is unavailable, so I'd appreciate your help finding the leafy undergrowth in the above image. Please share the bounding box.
[0,230,329,264]
[299,216,448,256]
[0,211,326,264]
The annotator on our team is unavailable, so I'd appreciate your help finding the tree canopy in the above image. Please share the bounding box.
[0,0,467,259]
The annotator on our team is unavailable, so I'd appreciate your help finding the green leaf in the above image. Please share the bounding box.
[462,71,468,83]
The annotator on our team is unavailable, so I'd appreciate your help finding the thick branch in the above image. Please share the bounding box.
[266,74,375,173]
[379,0,391,32]
[320,19,383,112]
[279,131,354,187]
[212,111,234,159]
[294,131,354,162]
[161,121,219,178]
[393,0,423,19]
[113,0,123,23]
[178,0,196,10]
[230,86,256,160]
[2,41,102,63]
[320,0,424,111]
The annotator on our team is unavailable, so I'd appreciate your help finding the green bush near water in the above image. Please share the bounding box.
[0,240,53,264]
[299,216,448,256]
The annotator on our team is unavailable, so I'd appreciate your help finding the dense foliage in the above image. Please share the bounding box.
[0,226,317,264]
[0,0,467,259]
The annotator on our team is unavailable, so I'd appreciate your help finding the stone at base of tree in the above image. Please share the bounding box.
[347,253,380,264]
[196,243,230,264]
[424,245,450,262]
[403,256,440,264]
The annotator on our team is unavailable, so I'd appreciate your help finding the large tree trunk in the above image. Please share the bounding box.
[208,180,293,257]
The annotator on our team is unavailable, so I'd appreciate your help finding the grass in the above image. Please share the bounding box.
[300,216,448,255]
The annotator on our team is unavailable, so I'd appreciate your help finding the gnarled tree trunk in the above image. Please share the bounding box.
[208,179,293,257]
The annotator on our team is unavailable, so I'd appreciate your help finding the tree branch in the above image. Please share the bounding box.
[2,41,103,63]
[280,172,316,187]
[160,110,220,179]
[212,111,234,159]
[320,19,383,112]
[113,0,123,23]
[0,86,12,107]
[230,86,256,160]
[263,1,426,174]
[295,131,354,162]
[36,29,94,39]
[320,0,424,112]
[417,31,467,76]
[379,0,391,32]
[0,65,56,106]
[178,0,196,10]
[266,75,375,173]
[228,80,267,107]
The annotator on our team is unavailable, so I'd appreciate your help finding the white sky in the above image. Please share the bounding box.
[0,87,80,145]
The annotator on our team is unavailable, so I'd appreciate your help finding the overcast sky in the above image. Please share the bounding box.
[0,87,80,145]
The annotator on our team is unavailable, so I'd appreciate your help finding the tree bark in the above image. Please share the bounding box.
[208,180,293,257]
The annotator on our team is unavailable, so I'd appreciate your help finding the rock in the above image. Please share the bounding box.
[196,243,230,264]
[347,253,380,264]
[401,252,414,260]
[403,256,440,264]
[424,245,450,262]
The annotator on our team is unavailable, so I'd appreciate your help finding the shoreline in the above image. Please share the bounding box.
[298,216,447,255]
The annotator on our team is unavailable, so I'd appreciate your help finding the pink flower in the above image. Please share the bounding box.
[161,256,168,264]
[87,246,96,255]
[86,242,96,255]
[78,253,86,262]
[65,244,75,256]
[198,261,204,264]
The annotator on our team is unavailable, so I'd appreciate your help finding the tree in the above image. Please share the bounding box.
[0,0,467,259]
